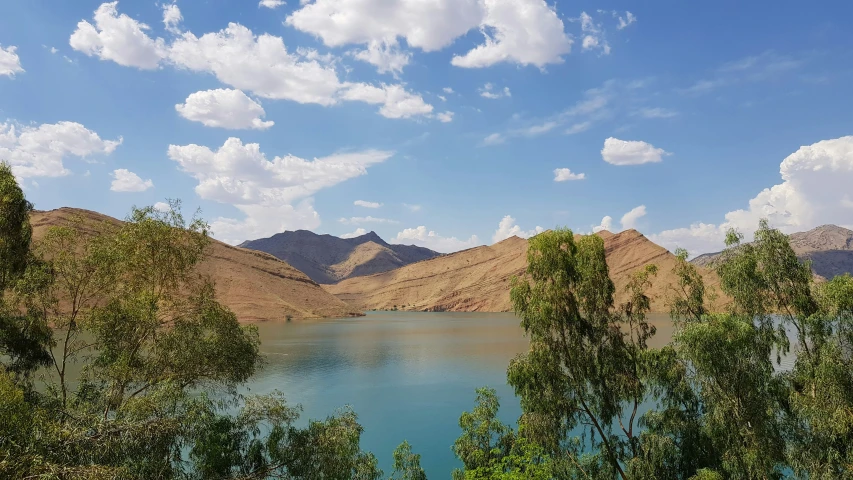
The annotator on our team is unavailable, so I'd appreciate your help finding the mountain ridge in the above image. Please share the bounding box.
[239,229,442,284]
[325,229,725,313]
[691,224,853,280]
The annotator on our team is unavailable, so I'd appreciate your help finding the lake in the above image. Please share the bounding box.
[245,311,677,477]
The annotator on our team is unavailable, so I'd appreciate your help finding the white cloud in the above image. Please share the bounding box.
[0,121,121,178]
[259,0,286,8]
[579,12,610,55]
[443,87,455,94]
[680,51,803,95]
[593,215,613,233]
[162,3,182,34]
[650,136,853,257]
[521,121,557,136]
[168,22,343,105]
[450,0,572,69]
[635,107,678,119]
[481,133,505,146]
[553,168,585,182]
[403,203,422,212]
[601,137,669,165]
[620,205,646,230]
[339,83,434,119]
[339,216,399,225]
[0,45,25,77]
[175,89,274,130]
[565,121,592,135]
[479,83,511,99]
[392,226,480,253]
[436,111,454,123]
[50,47,58,54]
[154,201,170,212]
[616,11,636,30]
[341,228,368,239]
[110,168,153,192]
[492,215,544,243]
[438,95,447,102]
[287,0,571,70]
[167,137,393,244]
[354,200,382,208]
[69,2,167,69]
[351,39,411,75]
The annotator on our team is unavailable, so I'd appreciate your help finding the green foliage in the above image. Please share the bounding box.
[390,441,427,480]
[0,162,32,291]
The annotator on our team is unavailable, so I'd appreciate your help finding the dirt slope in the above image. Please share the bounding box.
[325,230,724,313]
[692,224,853,280]
[30,208,359,322]
[238,230,440,284]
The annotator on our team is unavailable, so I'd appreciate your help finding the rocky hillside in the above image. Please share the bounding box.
[325,230,724,313]
[239,230,441,284]
[691,224,853,280]
[30,208,360,322]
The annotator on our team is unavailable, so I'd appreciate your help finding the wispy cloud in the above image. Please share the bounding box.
[680,50,804,95]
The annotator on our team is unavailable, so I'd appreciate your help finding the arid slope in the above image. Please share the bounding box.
[30,208,358,322]
[326,230,723,313]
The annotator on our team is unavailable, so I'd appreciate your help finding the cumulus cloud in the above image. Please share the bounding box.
[391,226,480,253]
[339,83,433,118]
[167,137,393,244]
[153,201,171,212]
[616,11,636,30]
[651,135,853,257]
[620,205,647,229]
[69,2,167,69]
[436,111,454,123]
[0,121,121,178]
[351,39,411,75]
[259,0,285,8]
[286,0,571,70]
[450,0,572,69]
[111,168,153,192]
[162,3,182,34]
[175,89,274,130]
[553,168,585,181]
[0,45,25,77]
[341,228,368,239]
[443,87,455,94]
[592,216,613,233]
[601,137,670,165]
[492,215,544,243]
[479,83,511,99]
[354,200,382,208]
[68,3,436,120]
[579,12,610,55]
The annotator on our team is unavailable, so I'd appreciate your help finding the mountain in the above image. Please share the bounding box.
[324,230,725,313]
[238,230,441,284]
[691,224,853,280]
[30,208,360,322]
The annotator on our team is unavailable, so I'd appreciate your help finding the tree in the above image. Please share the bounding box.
[390,441,427,480]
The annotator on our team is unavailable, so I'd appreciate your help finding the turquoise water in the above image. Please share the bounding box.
[246,311,676,477]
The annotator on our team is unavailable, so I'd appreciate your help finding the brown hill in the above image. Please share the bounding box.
[325,230,724,313]
[691,224,853,280]
[238,230,441,284]
[30,208,359,322]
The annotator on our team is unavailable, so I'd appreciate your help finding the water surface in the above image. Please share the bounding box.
[246,311,675,476]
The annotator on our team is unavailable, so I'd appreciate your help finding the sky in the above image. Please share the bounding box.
[1,0,852,257]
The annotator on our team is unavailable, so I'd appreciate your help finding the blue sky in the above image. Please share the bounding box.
[1,0,852,255]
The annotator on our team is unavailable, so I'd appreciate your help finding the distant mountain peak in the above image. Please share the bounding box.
[239,229,441,284]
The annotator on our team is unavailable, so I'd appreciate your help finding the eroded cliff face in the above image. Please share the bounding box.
[325,230,725,314]
[31,208,360,322]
